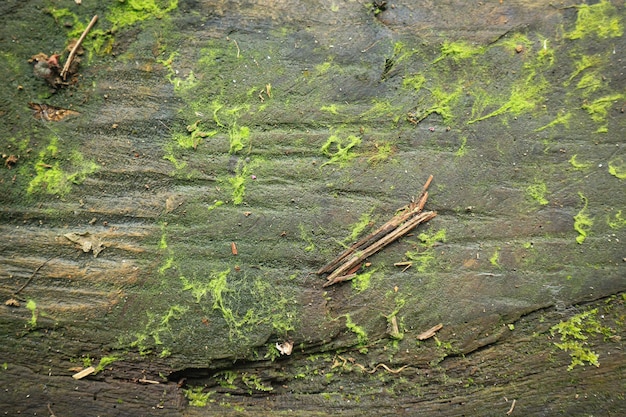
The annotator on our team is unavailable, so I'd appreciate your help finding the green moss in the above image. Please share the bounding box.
[183,386,213,407]
[320,134,361,167]
[433,40,484,64]
[403,73,426,91]
[455,137,468,157]
[489,248,500,268]
[576,72,604,97]
[368,141,395,164]
[228,124,251,154]
[526,180,549,205]
[550,308,615,370]
[174,120,216,149]
[320,104,341,115]
[27,137,99,196]
[569,154,592,170]
[95,355,120,373]
[468,72,547,124]
[345,314,368,350]
[405,229,446,273]
[565,54,604,86]
[346,213,372,243]
[535,112,571,132]
[299,224,316,252]
[607,210,626,229]
[242,373,273,392]
[608,159,626,179]
[581,93,624,132]
[573,193,593,244]
[566,0,623,40]
[26,299,37,328]
[351,268,375,293]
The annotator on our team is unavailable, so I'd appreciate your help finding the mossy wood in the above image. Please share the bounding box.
[1,0,625,416]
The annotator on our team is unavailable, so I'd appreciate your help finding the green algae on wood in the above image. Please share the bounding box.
[526,180,549,206]
[565,0,624,40]
[573,193,593,244]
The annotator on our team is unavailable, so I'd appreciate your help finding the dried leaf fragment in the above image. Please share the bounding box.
[276,341,293,356]
[28,102,79,122]
[64,232,105,257]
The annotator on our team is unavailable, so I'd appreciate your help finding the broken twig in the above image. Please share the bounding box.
[61,15,98,80]
[13,256,56,295]
[318,175,436,287]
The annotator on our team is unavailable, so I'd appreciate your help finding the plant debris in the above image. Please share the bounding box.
[64,232,105,257]
[29,15,97,89]
[318,175,437,287]
[28,102,80,122]
[417,323,443,340]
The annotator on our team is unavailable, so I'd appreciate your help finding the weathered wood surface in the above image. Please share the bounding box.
[1,0,625,415]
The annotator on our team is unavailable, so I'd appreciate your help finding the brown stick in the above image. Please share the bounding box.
[61,15,98,80]
[324,211,437,286]
[13,256,56,295]
[317,175,434,275]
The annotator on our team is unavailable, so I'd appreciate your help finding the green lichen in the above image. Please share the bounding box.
[576,72,604,97]
[320,134,361,167]
[108,0,179,29]
[569,154,592,170]
[320,104,341,115]
[608,159,626,179]
[573,193,593,244]
[550,308,615,370]
[566,0,623,40]
[299,224,316,252]
[526,180,549,206]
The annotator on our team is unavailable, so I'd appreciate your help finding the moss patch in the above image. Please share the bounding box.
[573,193,593,244]
[550,308,615,371]
[565,0,623,40]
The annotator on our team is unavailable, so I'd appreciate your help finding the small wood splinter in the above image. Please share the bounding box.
[318,175,436,288]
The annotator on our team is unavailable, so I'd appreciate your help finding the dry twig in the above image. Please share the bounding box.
[61,15,98,80]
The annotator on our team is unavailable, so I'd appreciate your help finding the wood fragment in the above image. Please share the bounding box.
[417,323,443,340]
[72,366,96,380]
[324,211,436,286]
[61,15,98,80]
[138,378,160,385]
[506,399,516,415]
[317,175,433,275]
[231,242,238,255]
[322,273,357,287]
